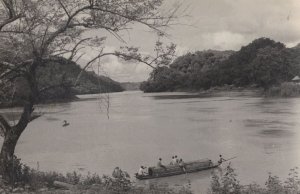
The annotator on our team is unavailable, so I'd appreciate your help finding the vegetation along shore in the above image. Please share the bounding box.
[140,38,300,97]
[1,156,300,194]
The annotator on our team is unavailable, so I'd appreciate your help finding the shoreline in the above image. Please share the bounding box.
[0,91,127,109]
[144,86,264,97]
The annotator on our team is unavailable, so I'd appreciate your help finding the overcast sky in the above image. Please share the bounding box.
[81,0,300,82]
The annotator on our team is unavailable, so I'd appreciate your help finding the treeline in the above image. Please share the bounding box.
[0,57,124,106]
[140,38,300,92]
[37,58,124,102]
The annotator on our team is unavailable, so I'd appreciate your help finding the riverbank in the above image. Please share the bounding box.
[3,160,300,194]
[150,85,264,98]
[0,90,123,109]
[146,83,300,98]
[0,157,192,194]
[265,82,300,98]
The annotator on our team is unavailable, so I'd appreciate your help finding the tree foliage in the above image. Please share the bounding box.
[210,165,300,194]
[0,0,178,183]
[141,37,300,92]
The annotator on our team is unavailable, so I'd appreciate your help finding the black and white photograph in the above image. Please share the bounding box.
[1,0,300,193]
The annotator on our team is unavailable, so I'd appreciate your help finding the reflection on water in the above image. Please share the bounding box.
[1,91,300,193]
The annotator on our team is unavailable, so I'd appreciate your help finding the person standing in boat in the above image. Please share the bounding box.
[157,158,167,170]
[218,155,226,165]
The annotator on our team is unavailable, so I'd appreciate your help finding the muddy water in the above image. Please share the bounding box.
[3,91,300,193]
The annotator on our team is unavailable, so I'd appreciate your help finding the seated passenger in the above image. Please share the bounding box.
[178,159,186,172]
[170,156,175,165]
[157,158,167,170]
[175,155,179,164]
[138,166,147,175]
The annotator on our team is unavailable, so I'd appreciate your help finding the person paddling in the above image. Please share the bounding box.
[218,155,226,165]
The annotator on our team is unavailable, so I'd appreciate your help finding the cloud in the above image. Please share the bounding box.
[79,0,300,82]
[201,31,248,50]
[165,0,300,51]
[78,46,152,82]
[99,55,152,82]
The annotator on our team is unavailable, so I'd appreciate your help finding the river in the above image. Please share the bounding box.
[3,91,300,193]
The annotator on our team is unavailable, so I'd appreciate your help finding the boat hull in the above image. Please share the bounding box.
[135,159,219,180]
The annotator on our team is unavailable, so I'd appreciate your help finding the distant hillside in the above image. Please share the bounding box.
[0,57,124,106]
[37,58,124,102]
[120,82,141,91]
[141,38,300,92]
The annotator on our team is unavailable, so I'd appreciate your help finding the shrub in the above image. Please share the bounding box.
[265,82,300,97]
[209,165,241,194]
[6,157,191,193]
[209,165,300,194]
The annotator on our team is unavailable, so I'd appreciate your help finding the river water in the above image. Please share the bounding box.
[4,91,300,193]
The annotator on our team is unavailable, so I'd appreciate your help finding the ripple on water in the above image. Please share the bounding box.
[244,119,295,138]
[244,119,296,128]
[187,107,218,113]
[45,117,60,121]
[258,129,294,138]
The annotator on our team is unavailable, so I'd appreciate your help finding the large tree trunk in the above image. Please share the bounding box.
[0,62,38,184]
[0,100,34,183]
[0,128,21,184]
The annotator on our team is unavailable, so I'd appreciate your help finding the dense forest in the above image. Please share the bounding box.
[140,38,300,92]
[0,58,124,107]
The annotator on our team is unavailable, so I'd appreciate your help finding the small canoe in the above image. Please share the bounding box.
[135,158,219,180]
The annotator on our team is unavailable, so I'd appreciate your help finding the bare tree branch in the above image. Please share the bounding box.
[68,38,91,61]
[0,0,24,31]
[56,0,70,18]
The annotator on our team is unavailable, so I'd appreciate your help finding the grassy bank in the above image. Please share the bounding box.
[0,156,192,194]
[265,82,300,97]
[3,156,300,193]
[209,164,300,194]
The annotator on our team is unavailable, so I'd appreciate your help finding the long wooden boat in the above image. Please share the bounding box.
[135,158,219,180]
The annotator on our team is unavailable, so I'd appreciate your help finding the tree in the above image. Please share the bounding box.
[0,0,178,183]
[249,46,292,89]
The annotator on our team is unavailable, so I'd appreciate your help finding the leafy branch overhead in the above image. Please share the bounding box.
[0,0,180,182]
[0,0,179,88]
[116,40,176,68]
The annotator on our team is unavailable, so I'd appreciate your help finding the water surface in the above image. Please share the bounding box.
[3,91,300,193]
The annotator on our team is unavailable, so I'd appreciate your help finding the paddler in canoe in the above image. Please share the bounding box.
[218,155,226,166]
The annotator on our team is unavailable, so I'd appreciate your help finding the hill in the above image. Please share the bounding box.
[37,58,124,102]
[0,58,124,106]
[141,38,300,92]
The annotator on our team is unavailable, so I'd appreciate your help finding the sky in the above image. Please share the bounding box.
[80,0,300,82]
